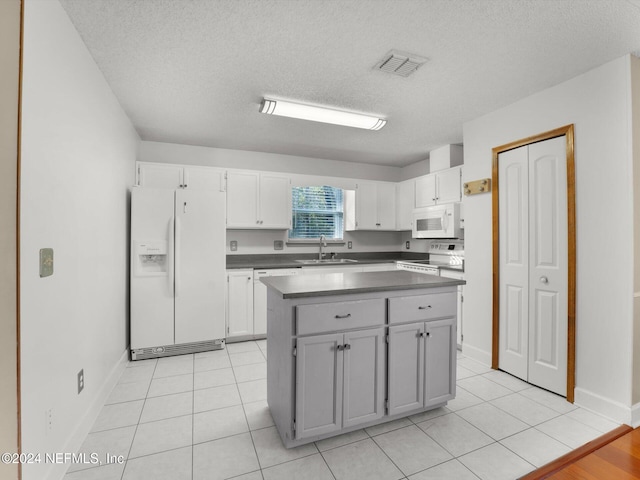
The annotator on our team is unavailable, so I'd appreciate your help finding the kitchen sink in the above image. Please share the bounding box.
[295,258,359,264]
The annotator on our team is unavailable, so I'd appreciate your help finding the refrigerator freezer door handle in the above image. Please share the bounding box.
[175,216,181,297]
[168,217,175,296]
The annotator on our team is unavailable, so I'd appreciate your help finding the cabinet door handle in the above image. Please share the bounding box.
[426,331,431,337]
[344,344,351,350]
[337,345,344,351]
[335,313,351,319]
[418,305,432,310]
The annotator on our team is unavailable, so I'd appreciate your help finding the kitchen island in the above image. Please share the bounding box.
[262,270,465,448]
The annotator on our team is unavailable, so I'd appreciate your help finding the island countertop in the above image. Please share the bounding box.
[260,270,465,299]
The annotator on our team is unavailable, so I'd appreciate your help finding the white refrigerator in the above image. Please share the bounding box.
[130,186,226,360]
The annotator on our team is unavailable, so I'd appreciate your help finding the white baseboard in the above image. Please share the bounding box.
[574,387,634,425]
[631,402,640,428]
[461,343,492,367]
[47,348,129,480]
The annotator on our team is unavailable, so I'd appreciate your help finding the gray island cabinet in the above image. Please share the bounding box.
[262,270,465,448]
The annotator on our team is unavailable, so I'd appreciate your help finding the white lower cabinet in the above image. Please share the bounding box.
[226,269,254,338]
[295,327,386,440]
[388,317,456,415]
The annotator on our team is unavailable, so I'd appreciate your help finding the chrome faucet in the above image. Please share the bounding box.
[319,235,326,260]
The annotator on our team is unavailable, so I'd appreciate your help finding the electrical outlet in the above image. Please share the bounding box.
[347,241,352,249]
[405,241,410,249]
[77,369,84,394]
[39,248,54,277]
[45,408,53,433]
[274,240,283,250]
[230,240,238,251]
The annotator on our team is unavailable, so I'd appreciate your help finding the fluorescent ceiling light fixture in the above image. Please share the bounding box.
[260,98,386,131]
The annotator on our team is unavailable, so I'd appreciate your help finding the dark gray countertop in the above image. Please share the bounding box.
[261,270,465,299]
[226,252,430,270]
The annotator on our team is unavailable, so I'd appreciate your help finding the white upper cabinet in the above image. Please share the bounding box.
[415,175,438,208]
[355,182,378,230]
[136,162,225,191]
[182,166,226,191]
[435,167,463,204]
[346,182,396,231]
[259,173,291,228]
[226,171,259,227]
[376,183,396,229]
[226,171,291,229]
[396,179,414,231]
[137,163,183,188]
[414,166,462,208]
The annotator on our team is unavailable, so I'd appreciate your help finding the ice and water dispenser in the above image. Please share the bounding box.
[134,241,168,275]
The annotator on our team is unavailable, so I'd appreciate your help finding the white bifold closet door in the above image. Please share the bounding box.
[498,136,568,396]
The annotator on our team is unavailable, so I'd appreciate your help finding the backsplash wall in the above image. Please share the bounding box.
[226,229,433,255]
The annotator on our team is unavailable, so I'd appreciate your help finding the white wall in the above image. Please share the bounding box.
[0,1,21,479]
[463,55,636,423]
[226,229,405,256]
[141,141,402,182]
[632,55,640,408]
[399,158,430,181]
[20,1,140,479]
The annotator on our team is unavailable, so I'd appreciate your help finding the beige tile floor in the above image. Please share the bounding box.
[64,340,620,480]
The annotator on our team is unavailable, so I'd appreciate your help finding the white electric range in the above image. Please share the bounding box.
[397,242,465,348]
[396,242,464,274]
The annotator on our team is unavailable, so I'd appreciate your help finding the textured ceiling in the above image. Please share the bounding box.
[59,0,640,167]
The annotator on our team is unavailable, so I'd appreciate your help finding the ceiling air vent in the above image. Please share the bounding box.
[375,50,429,77]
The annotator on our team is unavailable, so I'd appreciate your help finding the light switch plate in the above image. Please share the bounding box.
[39,248,54,277]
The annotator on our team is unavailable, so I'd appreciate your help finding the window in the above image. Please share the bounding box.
[289,186,344,240]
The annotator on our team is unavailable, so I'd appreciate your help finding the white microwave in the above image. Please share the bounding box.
[412,203,463,239]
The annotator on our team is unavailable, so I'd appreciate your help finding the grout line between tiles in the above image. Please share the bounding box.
[118,352,160,480]
[191,353,195,480]
[368,429,414,478]
[229,343,263,475]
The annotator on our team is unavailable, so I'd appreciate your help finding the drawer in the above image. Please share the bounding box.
[388,293,456,324]
[296,298,385,335]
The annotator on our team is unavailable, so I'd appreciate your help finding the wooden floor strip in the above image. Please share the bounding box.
[519,424,633,480]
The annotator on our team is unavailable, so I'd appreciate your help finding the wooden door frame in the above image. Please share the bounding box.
[491,124,576,402]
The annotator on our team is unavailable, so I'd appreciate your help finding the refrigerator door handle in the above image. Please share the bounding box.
[168,216,175,296]
[175,216,181,297]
